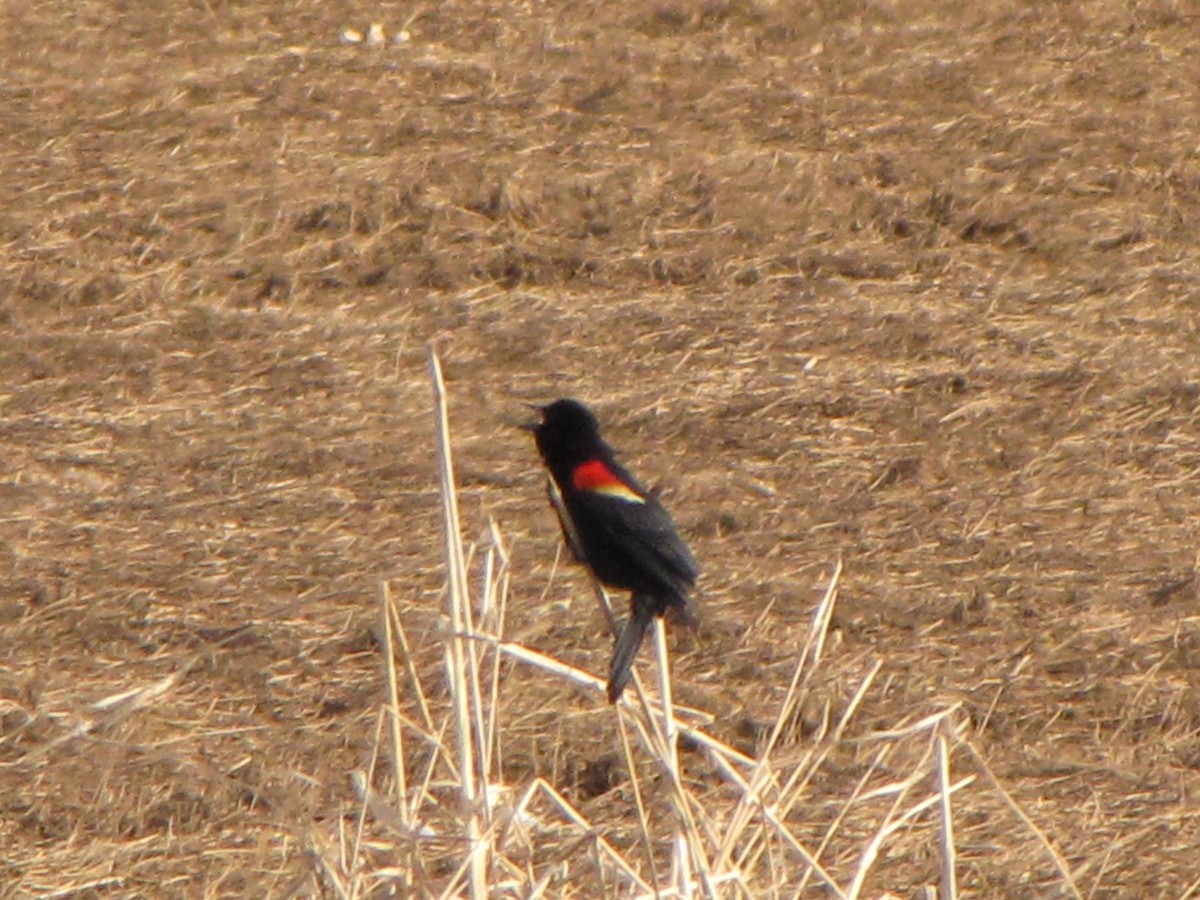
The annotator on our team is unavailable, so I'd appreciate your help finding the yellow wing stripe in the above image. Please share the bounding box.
[591,482,646,504]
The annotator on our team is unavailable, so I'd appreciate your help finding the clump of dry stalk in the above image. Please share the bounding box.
[308,346,1082,899]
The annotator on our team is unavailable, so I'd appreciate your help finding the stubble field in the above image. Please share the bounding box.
[2,0,1200,896]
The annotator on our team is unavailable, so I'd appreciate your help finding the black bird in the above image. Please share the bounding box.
[527,399,698,702]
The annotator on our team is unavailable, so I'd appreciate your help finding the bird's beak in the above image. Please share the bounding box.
[518,402,545,433]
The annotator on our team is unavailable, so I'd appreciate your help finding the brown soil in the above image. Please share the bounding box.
[2,0,1199,896]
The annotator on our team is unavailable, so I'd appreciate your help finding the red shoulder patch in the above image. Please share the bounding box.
[571,460,645,503]
[572,459,623,490]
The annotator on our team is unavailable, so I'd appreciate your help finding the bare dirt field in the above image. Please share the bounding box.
[3,0,1200,896]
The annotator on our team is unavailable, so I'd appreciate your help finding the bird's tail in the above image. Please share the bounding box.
[607,594,655,703]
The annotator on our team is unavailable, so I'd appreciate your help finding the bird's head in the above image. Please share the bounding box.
[523,398,603,467]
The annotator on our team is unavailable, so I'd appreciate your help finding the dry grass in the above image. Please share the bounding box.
[2,0,1200,896]
[328,357,1074,897]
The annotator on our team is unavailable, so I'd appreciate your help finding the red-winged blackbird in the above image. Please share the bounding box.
[527,399,698,702]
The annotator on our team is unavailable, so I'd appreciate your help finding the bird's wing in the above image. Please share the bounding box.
[566,486,699,590]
